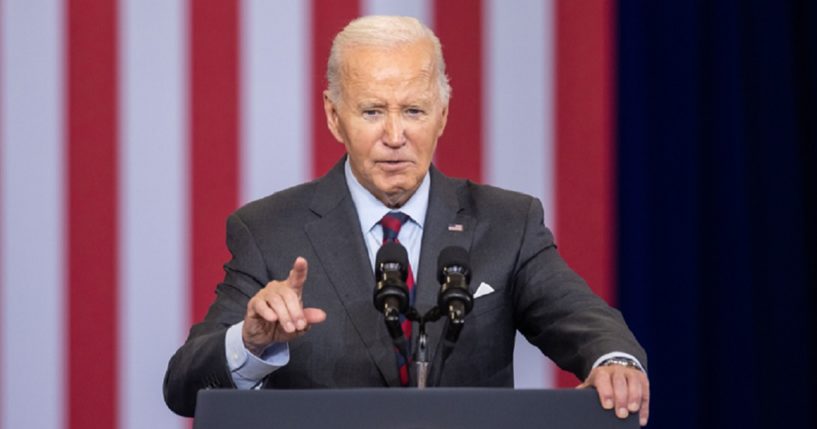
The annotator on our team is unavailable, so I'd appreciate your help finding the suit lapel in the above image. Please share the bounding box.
[415,166,476,362]
[304,160,401,386]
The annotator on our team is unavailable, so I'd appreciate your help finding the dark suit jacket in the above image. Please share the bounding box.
[163,159,647,417]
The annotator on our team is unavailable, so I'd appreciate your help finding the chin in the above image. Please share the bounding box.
[377,180,415,195]
[375,184,415,206]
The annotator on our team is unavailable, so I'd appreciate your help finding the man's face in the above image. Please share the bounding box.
[324,39,448,208]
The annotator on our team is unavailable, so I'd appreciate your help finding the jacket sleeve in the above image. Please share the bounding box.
[512,198,647,380]
[163,213,271,417]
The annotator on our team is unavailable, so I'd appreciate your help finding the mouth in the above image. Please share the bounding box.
[376,160,413,171]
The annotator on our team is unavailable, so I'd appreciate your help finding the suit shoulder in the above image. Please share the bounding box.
[465,181,535,204]
[461,180,541,218]
[231,180,318,227]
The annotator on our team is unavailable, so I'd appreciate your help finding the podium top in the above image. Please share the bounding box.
[193,388,638,429]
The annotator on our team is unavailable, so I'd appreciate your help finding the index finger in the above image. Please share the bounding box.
[287,257,308,291]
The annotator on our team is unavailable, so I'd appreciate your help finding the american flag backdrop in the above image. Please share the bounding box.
[0,0,615,428]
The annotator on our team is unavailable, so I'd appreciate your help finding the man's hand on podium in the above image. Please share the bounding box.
[579,365,650,426]
[242,257,327,356]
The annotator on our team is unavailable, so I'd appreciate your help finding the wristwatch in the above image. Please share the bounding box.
[601,357,643,372]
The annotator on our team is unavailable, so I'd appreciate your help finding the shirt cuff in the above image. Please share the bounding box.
[591,351,646,373]
[225,321,290,389]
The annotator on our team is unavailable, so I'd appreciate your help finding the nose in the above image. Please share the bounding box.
[382,111,406,147]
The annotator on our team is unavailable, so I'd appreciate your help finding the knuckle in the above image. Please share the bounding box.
[281,288,300,300]
[247,297,264,313]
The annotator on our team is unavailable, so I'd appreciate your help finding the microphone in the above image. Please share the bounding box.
[437,246,473,342]
[373,242,410,341]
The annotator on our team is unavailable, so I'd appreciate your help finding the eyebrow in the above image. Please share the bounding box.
[356,101,387,109]
[356,97,435,110]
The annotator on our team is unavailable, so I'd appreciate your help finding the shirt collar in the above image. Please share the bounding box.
[344,158,430,233]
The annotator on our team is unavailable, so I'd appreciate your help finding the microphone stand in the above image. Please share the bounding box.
[413,304,468,389]
[406,307,442,389]
[415,323,429,388]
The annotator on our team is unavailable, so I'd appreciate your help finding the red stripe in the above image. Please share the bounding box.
[67,0,119,427]
[433,0,483,183]
[310,0,359,178]
[554,0,616,386]
[190,0,241,323]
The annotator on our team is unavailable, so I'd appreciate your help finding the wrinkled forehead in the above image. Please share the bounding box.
[338,40,438,86]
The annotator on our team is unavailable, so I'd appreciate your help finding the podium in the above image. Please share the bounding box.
[193,388,639,429]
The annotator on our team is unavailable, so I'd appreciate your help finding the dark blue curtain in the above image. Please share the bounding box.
[617,1,817,428]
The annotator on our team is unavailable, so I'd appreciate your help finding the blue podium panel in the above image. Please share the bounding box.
[193,388,639,429]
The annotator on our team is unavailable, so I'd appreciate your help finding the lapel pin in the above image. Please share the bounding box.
[448,224,464,232]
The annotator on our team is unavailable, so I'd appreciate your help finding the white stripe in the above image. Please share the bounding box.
[484,0,556,389]
[0,1,65,428]
[363,0,432,26]
[119,1,188,428]
[240,0,309,203]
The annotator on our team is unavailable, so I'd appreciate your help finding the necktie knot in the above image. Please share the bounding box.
[380,211,409,243]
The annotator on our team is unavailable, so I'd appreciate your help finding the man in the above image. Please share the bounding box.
[164,15,650,426]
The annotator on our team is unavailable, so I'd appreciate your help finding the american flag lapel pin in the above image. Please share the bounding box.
[448,223,464,232]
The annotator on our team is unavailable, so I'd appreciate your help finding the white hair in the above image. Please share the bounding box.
[326,15,451,105]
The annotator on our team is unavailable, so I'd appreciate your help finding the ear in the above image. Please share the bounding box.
[323,91,345,143]
[436,104,449,138]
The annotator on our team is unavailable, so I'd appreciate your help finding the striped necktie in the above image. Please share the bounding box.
[380,211,413,386]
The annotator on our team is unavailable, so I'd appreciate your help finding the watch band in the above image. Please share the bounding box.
[601,357,643,372]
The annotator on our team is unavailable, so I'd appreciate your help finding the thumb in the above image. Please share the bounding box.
[577,371,594,389]
[303,308,327,324]
[287,257,308,291]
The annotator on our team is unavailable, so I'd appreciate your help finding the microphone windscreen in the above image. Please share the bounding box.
[375,241,409,279]
[437,246,470,283]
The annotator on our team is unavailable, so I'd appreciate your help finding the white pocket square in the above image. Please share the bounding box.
[473,282,495,298]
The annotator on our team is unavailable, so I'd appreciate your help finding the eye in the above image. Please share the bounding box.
[405,107,425,118]
[362,109,382,120]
